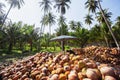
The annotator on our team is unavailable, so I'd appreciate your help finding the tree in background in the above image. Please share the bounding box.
[39,0,52,14]
[96,9,112,47]
[2,22,21,53]
[84,14,94,28]
[112,16,120,46]
[89,24,102,45]
[0,2,5,14]
[69,20,77,31]
[1,0,24,28]
[85,0,120,49]
[56,15,68,35]
[54,0,71,15]
[45,12,56,36]
[0,2,5,26]
[85,0,98,14]
[97,0,119,49]
[39,0,52,35]
[54,0,71,35]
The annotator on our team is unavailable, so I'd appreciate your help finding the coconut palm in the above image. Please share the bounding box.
[55,23,68,36]
[0,13,4,25]
[54,0,71,38]
[39,0,52,38]
[85,0,120,49]
[89,24,102,44]
[1,0,24,27]
[40,14,48,34]
[54,0,71,15]
[74,28,89,48]
[0,2,5,13]
[55,15,67,35]
[96,9,112,23]
[112,16,120,44]
[0,3,5,26]
[41,12,56,47]
[84,14,94,28]
[69,20,77,31]
[58,15,66,26]
[97,0,119,49]
[39,0,52,14]
[96,9,112,47]
[3,22,21,53]
[57,15,67,35]
[85,0,98,14]
[69,21,82,31]
[21,24,39,51]
[115,16,120,27]
[45,12,56,35]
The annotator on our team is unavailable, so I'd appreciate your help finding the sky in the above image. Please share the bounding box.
[1,0,120,33]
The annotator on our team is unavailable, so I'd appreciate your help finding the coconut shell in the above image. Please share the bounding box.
[104,76,116,80]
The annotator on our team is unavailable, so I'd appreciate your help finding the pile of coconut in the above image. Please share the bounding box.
[0,50,120,80]
[72,46,120,65]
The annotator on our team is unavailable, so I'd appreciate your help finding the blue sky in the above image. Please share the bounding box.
[1,0,120,33]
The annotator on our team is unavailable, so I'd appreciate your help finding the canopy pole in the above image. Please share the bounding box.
[61,41,65,51]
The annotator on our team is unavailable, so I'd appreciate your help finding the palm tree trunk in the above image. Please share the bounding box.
[30,43,32,51]
[42,25,45,34]
[8,41,13,53]
[104,36,109,47]
[98,0,120,50]
[40,26,43,36]
[1,4,13,27]
[30,41,33,51]
[48,24,51,47]
[49,24,51,36]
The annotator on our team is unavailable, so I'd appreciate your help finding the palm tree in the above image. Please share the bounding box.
[57,15,66,35]
[58,15,66,25]
[85,0,98,14]
[39,0,52,38]
[96,9,112,23]
[45,12,56,35]
[1,0,24,27]
[89,24,103,45]
[54,0,71,42]
[69,21,82,31]
[74,28,89,48]
[55,23,68,36]
[0,3,5,26]
[96,9,112,46]
[0,13,4,25]
[0,2,5,13]
[84,14,94,28]
[21,24,39,51]
[69,20,77,31]
[3,22,21,53]
[96,9,115,47]
[85,0,120,49]
[40,12,56,47]
[115,16,120,27]
[40,14,48,34]
[54,0,71,15]
[39,0,52,14]
[97,0,119,49]
[112,16,120,45]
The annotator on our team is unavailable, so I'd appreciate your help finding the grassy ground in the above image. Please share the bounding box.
[0,47,62,66]
[0,49,36,66]
[0,46,71,67]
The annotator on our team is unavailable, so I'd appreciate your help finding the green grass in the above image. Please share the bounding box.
[0,46,72,66]
[0,49,36,66]
[41,47,61,52]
